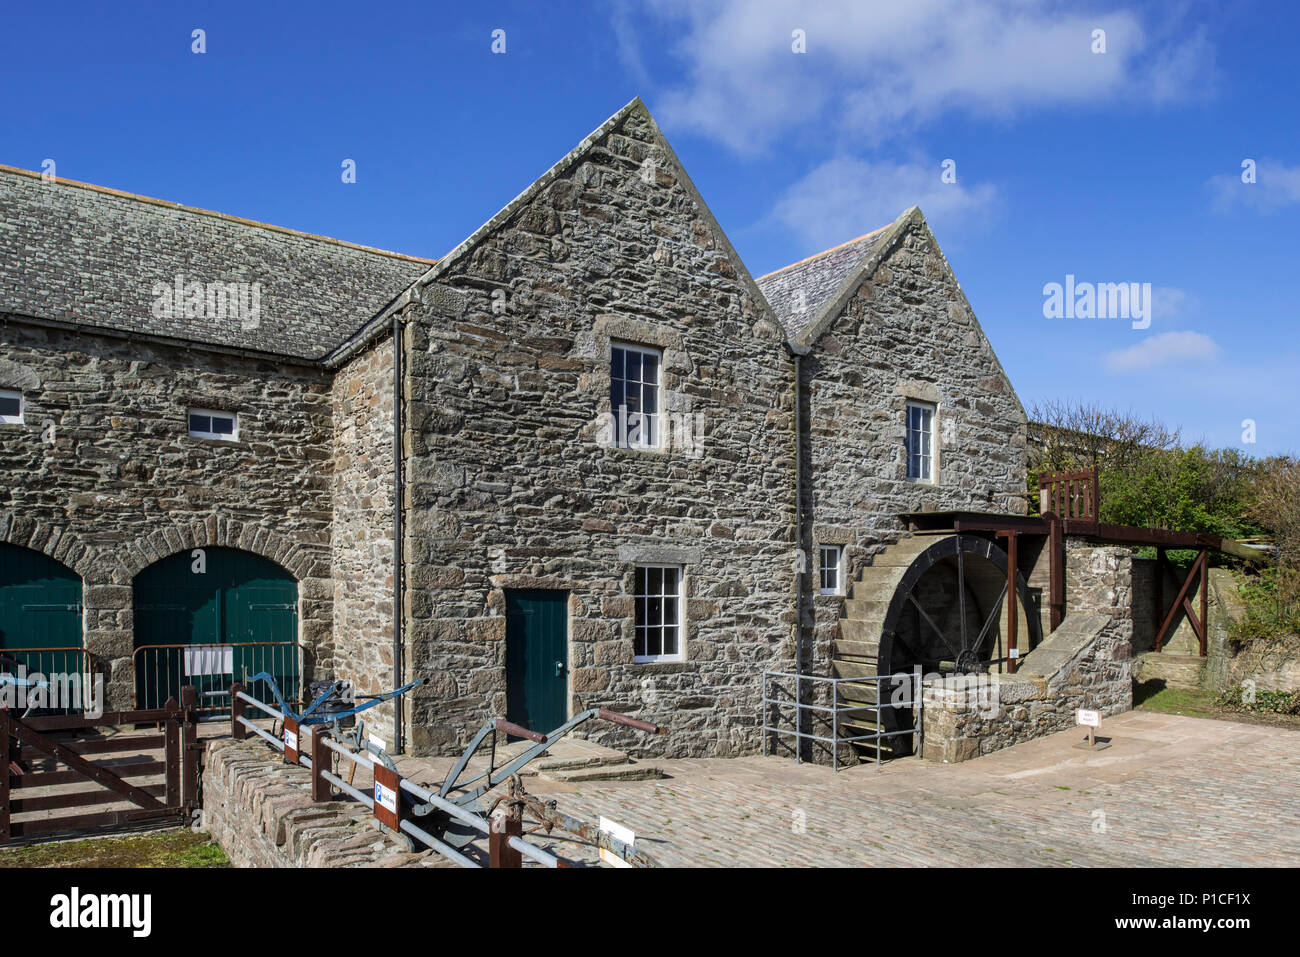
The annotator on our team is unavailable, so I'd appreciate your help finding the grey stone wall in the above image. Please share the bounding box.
[330,335,399,747]
[398,103,798,758]
[802,221,1029,673]
[203,737,441,868]
[0,321,334,705]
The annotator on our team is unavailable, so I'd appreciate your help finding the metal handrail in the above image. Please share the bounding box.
[762,670,924,771]
[233,688,563,869]
[134,641,302,718]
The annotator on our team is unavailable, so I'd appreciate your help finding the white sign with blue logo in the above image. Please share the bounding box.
[375,781,398,814]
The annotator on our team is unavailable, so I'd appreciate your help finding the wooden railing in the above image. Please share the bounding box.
[1039,467,1099,520]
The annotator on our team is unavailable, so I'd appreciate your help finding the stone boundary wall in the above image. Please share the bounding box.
[203,738,443,868]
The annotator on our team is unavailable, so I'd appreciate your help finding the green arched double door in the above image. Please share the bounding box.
[133,547,298,711]
[0,544,84,677]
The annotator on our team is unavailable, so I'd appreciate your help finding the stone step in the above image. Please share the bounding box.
[1134,652,1205,690]
[844,597,890,620]
[501,736,630,772]
[540,761,666,783]
[832,658,880,680]
[838,617,884,644]
[833,639,880,661]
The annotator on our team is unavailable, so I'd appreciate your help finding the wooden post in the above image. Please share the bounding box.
[311,727,332,802]
[489,806,523,868]
[1154,547,1165,648]
[180,686,199,812]
[1006,530,1019,674]
[231,682,246,740]
[0,712,10,843]
[163,696,180,808]
[1199,549,1209,657]
[1049,517,1064,633]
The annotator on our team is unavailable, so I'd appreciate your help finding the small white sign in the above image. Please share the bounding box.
[375,781,398,814]
[1009,648,1020,659]
[1077,709,1100,727]
[599,816,635,869]
[283,729,298,752]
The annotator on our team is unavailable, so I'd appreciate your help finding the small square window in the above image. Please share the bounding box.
[188,408,238,441]
[0,390,22,424]
[819,546,842,596]
[634,565,683,662]
[906,400,936,483]
[610,343,661,450]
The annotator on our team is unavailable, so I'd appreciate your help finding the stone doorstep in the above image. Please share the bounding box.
[502,735,631,772]
[540,762,666,783]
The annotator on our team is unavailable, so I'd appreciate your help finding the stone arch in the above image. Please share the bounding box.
[0,511,97,582]
[114,515,318,585]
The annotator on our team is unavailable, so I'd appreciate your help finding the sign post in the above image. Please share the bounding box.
[1073,709,1110,751]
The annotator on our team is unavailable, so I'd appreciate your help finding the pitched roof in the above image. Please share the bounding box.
[0,165,433,361]
[755,226,894,344]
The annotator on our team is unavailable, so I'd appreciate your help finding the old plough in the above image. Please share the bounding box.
[234,673,667,867]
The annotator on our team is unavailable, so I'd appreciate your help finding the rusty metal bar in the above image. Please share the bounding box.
[494,718,546,743]
[311,727,333,801]
[596,708,666,734]
[0,713,9,843]
[490,807,523,868]
[1200,548,1209,657]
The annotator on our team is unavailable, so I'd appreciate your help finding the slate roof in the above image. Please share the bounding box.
[0,165,433,361]
[755,226,890,343]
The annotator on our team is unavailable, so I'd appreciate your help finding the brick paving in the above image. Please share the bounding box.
[511,712,1300,867]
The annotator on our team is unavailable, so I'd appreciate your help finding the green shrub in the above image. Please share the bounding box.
[1216,685,1300,715]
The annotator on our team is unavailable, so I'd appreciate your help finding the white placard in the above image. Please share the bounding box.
[599,816,634,869]
[1008,648,1020,659]
[184,644,233,676]
[284,728,298,751]
[1077,709,1100,727]
[375,781,398,814]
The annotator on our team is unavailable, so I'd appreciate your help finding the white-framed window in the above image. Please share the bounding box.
[634,564,683,662]
[819,545,842,596]
[906,400,936,483]
[188,408,238,441]
[610,342,661,450]
[0,389,22,424]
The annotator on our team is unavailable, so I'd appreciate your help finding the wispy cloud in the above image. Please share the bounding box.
[1209,158,1300,213]
[635,0,1215,153]
[770,156,997,251]
[1104,330,1221,373]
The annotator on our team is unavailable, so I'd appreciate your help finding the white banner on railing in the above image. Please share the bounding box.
[183,645,234,677]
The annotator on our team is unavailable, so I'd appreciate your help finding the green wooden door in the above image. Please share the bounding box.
[133,547,298,710]
[505,589,568,735]
[0,544,83,654]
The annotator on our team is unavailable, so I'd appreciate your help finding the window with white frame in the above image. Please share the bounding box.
[906,400,936,482]
[634,565,683,662]
[0,390,22,424]
[610,343,661,450]
[188,408,238,441]
[819,545,842,595]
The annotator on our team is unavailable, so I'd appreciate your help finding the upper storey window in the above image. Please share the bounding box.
[906,400,935,483]
[0,390,22,424]
[610,343,661,450]
[188,408,238,441]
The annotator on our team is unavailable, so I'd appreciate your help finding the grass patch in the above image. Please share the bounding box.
[1132,681,1222,718]
[0,829,230,869]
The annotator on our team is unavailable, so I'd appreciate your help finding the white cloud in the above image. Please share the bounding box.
[1104,330,1221,373]
[1209,158,1300,213]
[636,0,1213,153]
[770,156,997,250]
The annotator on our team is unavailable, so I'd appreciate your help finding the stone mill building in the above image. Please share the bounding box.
[2,98,1150,765]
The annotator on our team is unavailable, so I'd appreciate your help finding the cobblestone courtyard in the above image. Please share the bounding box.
[516,712,1300,866]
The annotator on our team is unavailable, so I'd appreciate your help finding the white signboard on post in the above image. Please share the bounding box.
[1077,709,1100,727]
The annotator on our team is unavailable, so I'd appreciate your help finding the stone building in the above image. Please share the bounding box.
[2,97,1128,763]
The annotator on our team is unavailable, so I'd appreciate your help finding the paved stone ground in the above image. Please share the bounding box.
[467,712,1300,867]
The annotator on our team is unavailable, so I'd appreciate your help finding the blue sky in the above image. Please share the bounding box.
[3,1,1297,455]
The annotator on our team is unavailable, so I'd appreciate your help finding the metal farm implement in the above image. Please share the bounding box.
[233,673,667,867]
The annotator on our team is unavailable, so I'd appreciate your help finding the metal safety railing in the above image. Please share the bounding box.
[0,647,93,715]
[762,670,923,771]
[133,642,300,720]
[229,686,568,869]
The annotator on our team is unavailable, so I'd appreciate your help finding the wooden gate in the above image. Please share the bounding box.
[1,688,199,843]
